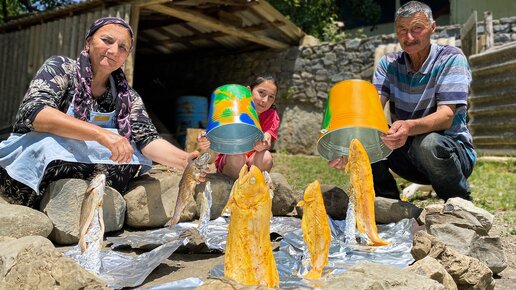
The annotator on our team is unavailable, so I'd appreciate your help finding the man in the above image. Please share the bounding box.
[330,1,476,201]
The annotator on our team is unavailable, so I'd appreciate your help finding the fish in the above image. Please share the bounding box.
[345,139,390,246]
[297,180,331,280]
[166,152,211,227]
[222,165,279,288]
[78,173,106,253]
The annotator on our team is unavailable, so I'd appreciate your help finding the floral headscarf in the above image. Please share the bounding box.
[73,17,134,140]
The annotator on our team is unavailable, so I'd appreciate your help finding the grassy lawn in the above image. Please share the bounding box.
[271,153,516,214]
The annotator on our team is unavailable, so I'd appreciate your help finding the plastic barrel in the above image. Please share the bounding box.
[317,79,392,163]
[175,96,208,148]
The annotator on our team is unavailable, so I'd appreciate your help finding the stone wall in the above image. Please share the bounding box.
[136,17,516,155]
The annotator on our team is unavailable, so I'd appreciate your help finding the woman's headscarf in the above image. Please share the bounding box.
[73,17,134,140]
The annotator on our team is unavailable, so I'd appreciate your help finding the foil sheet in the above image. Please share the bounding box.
[210,217,415,289]
[66,238,187,289]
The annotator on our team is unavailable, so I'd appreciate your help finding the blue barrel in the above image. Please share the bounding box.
[175,96,208,148]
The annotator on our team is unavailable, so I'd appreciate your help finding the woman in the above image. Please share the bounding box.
[211,76,280,179]
[0,17,207,208]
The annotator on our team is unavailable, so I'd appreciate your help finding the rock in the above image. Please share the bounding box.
[327,261,445,289]
[406,256,457,290]
[417,203,445,225]
[0,203,53,238]
[374,197,423,224]
[269,172,297,216]
[320,184,349,220]
[445,198,494,232]
[195,172,233,219]
[424,204,507,274]
[40,178,126,245]
[198,277,268,289]
[124,168,187,228]
[411,231,495,290]
[469,236,507,274]
[299,35,321,47]
[0,235,107,289]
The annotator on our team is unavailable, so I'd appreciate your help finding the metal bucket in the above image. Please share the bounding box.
[206,84,264,154]
[317,79,392,163]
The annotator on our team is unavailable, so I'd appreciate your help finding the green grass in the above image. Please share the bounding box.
[272,154,516,214]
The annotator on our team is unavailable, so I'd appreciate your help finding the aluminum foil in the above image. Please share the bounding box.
[210,217,416,289]
[66,238,187,289]
[137,277,204,290]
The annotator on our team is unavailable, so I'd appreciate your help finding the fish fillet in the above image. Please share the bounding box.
[222,165,279,287]
[345,139,390,246]
[297,180,331,279]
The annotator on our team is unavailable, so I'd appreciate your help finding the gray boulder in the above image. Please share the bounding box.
[327,261,445,289]
[40,178,126,245]
[0,235,107,289]
[0,203,53,238]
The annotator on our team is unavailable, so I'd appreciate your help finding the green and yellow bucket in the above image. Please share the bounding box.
[206,84,264,154]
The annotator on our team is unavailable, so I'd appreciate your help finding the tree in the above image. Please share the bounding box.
[1,0,76,24]
[268,0,339,40]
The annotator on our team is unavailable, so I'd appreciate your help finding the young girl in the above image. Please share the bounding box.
[198,76,280,179]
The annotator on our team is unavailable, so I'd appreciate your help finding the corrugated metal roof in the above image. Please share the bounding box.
[0,0,305,55]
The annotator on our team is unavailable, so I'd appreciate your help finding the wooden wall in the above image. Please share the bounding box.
[0,4,132,129]
[469,42,516,156]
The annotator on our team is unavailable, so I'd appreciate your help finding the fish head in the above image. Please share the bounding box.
[86,174,106,203]
[301,180,321,204]
[232,165,270,209]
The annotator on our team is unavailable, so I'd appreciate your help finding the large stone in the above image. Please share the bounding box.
[194,172,233,219]
[0,236,107,289]
[412,231,495,290]
[276,105,322,155]
[445,198,494,232]
[40,178,126,245]
[269,172,297,216]
[0,203,53,239]
[327,261,445,289]
[406,256,457,290]
[374,197,423,224]
[320,184,349,220]
[424,204,507,274]
[124,168,187,228]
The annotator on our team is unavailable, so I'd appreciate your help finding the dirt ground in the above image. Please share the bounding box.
[128,210,516,289]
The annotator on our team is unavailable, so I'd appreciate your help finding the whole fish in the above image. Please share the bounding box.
[166,152,210,227]
[297,180,331,280]
[78,174,106,253]
[222,165,279,288]
[345,139,390,246]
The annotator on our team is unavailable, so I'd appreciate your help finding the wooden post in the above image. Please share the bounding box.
[460,10,477,58]
[125,5,140,86]
[484,11,493,50]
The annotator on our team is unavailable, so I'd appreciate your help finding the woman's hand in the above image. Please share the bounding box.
[328,155,348,171]
[96,129,134,163]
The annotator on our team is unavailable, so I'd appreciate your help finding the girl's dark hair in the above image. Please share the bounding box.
[248,75,277,91]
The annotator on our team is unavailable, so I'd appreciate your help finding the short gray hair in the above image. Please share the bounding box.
[395,1,434,24]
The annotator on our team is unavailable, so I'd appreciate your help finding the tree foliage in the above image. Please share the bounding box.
[268,0,339,40]
[269,0,383,41]
[1,0,75,24]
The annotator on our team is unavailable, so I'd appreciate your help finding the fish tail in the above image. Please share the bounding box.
[304,268,323,280]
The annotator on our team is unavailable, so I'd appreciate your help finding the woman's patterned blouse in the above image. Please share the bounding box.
[13,56,160,150]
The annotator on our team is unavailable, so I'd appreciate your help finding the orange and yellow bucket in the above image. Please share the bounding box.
[317,79,392,163]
